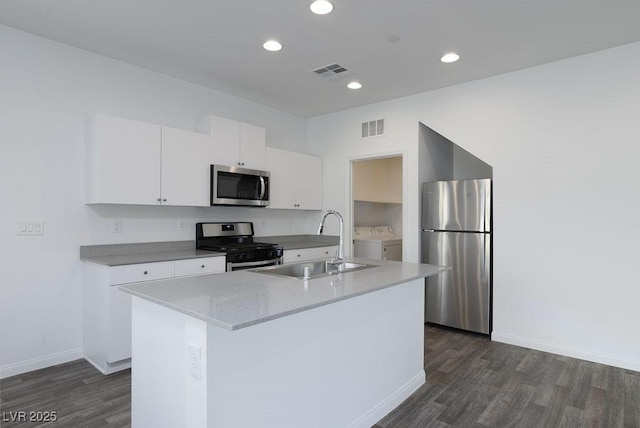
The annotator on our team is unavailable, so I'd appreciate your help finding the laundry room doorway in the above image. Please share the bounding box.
[349,154,405,261]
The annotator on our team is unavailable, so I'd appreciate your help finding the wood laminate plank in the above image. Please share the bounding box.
[2,325,639,428]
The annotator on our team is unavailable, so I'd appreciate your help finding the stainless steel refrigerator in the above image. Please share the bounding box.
[421,179,491,334]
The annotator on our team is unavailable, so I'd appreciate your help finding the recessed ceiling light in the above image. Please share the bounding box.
[440,52,460,63]
[347,81,362,90]
[310,0,334,15]
[263,40,282,52]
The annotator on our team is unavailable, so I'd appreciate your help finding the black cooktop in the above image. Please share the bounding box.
[198,242,279,253]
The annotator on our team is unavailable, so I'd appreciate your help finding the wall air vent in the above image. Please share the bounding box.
[311,63,355,82]
[362,119,385,138]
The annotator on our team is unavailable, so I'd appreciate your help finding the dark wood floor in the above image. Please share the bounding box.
[1,325,638,427]
[0,360,130,427]
[376,325,640,427]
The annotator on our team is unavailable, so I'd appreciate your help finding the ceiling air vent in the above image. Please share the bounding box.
[311,63,355,82]
[362,119,385,138]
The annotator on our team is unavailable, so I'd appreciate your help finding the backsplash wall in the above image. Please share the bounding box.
[86,205,321,245]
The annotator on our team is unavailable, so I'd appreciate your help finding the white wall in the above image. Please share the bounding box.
[354,202,402,236]
[0,25,314,377]
[309,42,640,371]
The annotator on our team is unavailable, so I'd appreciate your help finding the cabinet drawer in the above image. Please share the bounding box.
[174,257,225,277]
[283,246,337,263]
[109,261,175,285]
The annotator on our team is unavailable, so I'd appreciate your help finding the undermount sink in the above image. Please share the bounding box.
[251,260,377,280]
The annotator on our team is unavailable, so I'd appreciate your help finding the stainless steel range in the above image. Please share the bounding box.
[196,222,283,271]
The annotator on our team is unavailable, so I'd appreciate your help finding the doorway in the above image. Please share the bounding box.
[349,154,404,261]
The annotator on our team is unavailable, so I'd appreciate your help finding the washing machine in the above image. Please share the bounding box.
[353,226,403,261]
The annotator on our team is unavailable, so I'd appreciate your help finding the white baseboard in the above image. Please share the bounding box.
[348,370,426,428]
[492,331,640,372]
[0,348,83,379]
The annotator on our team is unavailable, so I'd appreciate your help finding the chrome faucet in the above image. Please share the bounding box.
[316,209,345,269]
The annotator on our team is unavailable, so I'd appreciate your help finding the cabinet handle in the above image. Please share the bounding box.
[157,198,161,202]
[297,254,301,258]
[325,251,329,255]
[162,198,167,202]
[143,271,148,275]
[201,265,205,268]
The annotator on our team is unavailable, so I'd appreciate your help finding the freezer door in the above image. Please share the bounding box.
[422,179,491,232]
[423,231,490,334]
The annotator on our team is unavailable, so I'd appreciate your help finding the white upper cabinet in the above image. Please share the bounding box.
[295,152,323,210]
[196,115,266,171]
[239,122,266,171]
[267,148,297,209]
[85,114,211,206]
[160,126,210,207]
[266,147,322,210]
[85,114,161,205]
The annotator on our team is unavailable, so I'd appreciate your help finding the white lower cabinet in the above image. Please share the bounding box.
[282,246,338,264]
[83,256,225,374]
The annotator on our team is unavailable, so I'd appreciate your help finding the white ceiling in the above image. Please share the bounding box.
[2,0,640,117]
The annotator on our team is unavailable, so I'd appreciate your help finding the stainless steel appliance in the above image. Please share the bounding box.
[421,179,491,334]
[210,165,270,207]
[196,222,283,271]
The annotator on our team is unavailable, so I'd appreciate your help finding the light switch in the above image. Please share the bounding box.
[17,220,44,236]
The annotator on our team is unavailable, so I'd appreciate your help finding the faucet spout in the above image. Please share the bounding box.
[316,210,345,267]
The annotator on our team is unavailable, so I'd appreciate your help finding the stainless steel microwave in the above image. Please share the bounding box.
[210,165,270,207]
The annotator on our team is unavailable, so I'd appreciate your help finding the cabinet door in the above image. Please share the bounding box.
[295,153,322,210]
[161,126,210,207]
[86,114,161,205]
[239,122,266,170]
[209,115,241,167]
[266,147,297,209]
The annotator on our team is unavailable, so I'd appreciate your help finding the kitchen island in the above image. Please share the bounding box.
[120,258,446,428]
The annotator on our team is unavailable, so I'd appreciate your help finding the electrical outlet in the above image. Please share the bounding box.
[188,344,201,379]
[17,219,44,235]
[112,219,122,233]
[178,219,186,231]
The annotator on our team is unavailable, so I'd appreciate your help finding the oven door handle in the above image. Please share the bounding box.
[259,176,266,200]
[228,258,281,269]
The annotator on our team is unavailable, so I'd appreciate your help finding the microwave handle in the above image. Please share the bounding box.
[259,176,266,200]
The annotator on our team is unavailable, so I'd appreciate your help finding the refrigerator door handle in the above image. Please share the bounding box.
[481,234,491,285]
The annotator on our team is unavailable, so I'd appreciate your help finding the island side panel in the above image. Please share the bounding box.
[130,297,191,428]
[206,278,425,428]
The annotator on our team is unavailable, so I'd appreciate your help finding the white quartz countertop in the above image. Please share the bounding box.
[79,236,338,266]
[120,258,447,331]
